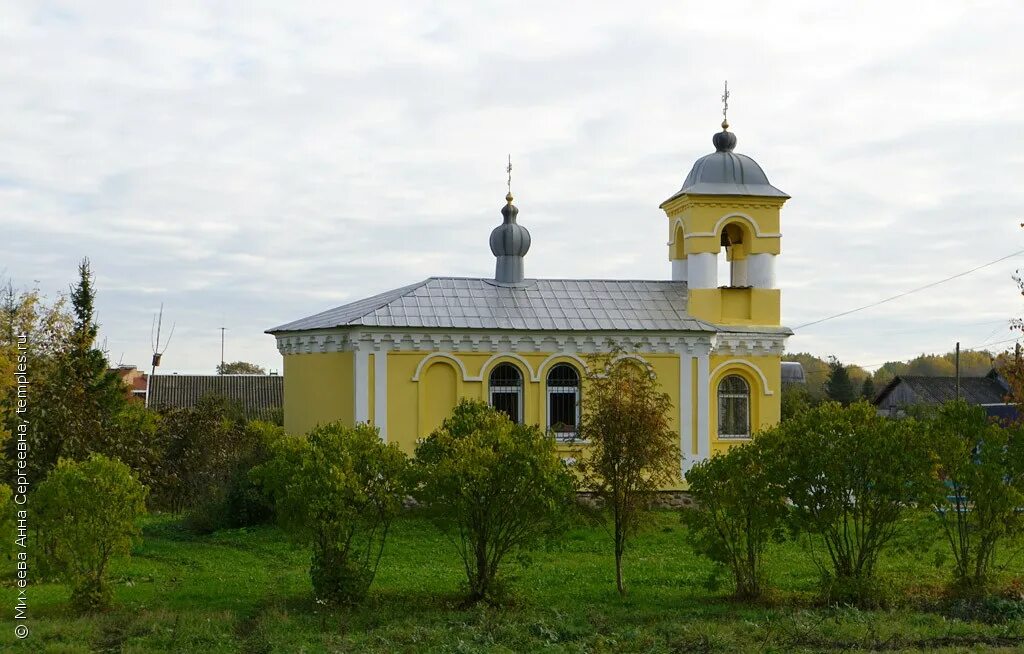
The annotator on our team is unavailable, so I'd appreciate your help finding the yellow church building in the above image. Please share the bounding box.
[267,116,791,481]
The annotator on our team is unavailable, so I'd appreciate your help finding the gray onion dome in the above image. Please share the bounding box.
[712,119,738,152]
[490,192,531,284]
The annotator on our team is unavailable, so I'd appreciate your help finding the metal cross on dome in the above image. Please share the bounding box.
[721,80,729,121]
[506,154,512,194]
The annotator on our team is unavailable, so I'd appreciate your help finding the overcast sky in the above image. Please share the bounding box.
[3,2,1023,374]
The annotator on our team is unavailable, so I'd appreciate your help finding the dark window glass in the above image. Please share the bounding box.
[718,374,750,438]
[490,363,523,423]
[547,363,579,440]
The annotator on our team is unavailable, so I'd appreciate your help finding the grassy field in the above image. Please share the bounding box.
[5,511,1024,653]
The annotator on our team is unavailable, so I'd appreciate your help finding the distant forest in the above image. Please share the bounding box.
[783,349,1005,400]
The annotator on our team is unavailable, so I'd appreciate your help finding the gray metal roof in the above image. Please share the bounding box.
[267,277,719,333]
[661,128,788,205]
[662,151,789,203]
[148,374,283,420]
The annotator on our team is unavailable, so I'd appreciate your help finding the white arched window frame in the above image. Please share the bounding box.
[489,363,523,423]
[718,374,751,439]
[546,363,580,441]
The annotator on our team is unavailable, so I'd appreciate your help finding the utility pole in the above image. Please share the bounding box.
[955,341,961,400]
[220,326,226,371]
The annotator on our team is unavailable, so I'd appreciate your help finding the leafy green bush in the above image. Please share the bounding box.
[183,420,286,533]
[415,399,577,603]
[929,401,1024,594]
[253,422,409,605]
[683,435,787,599]
[34,454,147,612]
[0,483,14,561]
[767,401,934,606]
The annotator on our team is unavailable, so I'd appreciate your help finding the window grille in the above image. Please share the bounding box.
[718,374,750,438]
[546,363,580,441]
[489,363,523,423]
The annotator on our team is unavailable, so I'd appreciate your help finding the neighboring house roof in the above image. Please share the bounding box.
[267,277,730,334]
[874,374,1009,407]
[781,361,806,384]
[147,374,283,419]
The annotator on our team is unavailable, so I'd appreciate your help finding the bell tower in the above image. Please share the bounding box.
[660,104,788,327]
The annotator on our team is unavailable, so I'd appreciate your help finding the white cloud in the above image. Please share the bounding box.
[2,1,1023,373]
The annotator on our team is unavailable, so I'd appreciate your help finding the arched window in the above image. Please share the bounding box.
[489,363,523,423]
[546,363,580,441]
[718,374,750,438]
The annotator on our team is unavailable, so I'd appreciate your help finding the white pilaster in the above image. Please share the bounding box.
[687,252,717,289]
[671,258,688,282]
[374,350,388,441]
[746,253,776,289]
[696,349,711,462]
[354,349,369,423]
[679,351,693,475]
[730,258,748,287]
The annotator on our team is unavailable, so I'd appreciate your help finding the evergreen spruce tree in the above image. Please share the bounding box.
[861,376,876,401]
[27,259,128,479]
[825,357,856,406]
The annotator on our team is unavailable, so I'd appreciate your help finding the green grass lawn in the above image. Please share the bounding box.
[5,511,1024,653]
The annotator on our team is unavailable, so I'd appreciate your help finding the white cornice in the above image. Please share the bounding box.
[274,329,722,356]
[273,327,787,358]
[713,333,788,357]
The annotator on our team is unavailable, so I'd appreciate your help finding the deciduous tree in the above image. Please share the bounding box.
[575,350,679,596]
[216,360,266,375]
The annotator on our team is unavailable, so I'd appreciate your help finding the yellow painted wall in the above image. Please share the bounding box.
[708,354,781,456]
[688,288,781,326]
[281,347,780,489]
[282,351,354,435]
[661,196,785,258]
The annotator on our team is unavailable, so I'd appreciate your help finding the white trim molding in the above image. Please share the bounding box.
[535,353,590,381]
[275,329,720,358]
[696,350,711,464]
[478,352,537,383]
[411,352,473,382]
[709,359,774,396]
[714,333,787,357]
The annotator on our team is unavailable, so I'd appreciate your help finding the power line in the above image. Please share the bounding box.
[792,249,1024,331]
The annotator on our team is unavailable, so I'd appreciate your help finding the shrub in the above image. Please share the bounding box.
[34,454,147,612]
[683,435,787,599]
[415,399,577,603]
[929,401,1024,593]
[183,420,286,533]
[151,395,262,518]
[0,483,14,561]
[767,401,934,606]
[574,349,679,596]
[253,422,409,605]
